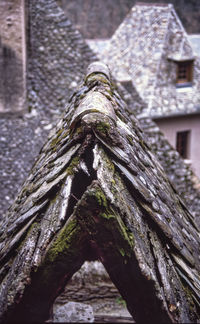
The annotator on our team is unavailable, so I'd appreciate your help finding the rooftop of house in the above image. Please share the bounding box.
[89,3,200,118]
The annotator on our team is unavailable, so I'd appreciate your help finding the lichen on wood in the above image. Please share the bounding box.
[0,61,199,323]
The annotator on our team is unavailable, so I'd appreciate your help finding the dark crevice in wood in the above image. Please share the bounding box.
[65,141,97,221]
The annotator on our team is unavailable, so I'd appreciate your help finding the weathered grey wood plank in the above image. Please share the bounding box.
[0,62,199,323]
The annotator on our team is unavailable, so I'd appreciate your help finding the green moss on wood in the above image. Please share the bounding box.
[85,72,110,86]
[75,126,83,135]
[100,212,115,220]
[119,248,126,257]
[93,188,108,208]
[126,135,134,146]
[91,187,134,256]
[46,218,79,263]
[96,121,110,135]
[50,137,61,148]
[56,129,64,137]
[116,296,127,307]
[50,128,69,148]
[66,156,80,175]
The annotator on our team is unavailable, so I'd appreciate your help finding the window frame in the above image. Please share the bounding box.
[176,130,190,159]
[176,60,193,87]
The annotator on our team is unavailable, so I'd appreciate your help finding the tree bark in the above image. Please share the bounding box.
[0,62,199,323]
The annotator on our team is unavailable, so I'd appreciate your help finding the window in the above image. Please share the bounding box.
[176,61,193,85]
[176,130,190,159]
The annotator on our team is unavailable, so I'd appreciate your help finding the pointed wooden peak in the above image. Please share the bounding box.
[0,62,199,323]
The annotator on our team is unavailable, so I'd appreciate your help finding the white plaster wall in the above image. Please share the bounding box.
[155,115,200,178]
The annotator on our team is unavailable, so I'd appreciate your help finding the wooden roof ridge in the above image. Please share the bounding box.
[0,62,199,323]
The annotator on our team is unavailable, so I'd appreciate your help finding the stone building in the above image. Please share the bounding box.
[0,0,97,218]
[0,0,26,113]
[91,2,200,178]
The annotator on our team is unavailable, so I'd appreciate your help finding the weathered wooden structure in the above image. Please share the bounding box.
[0,62,199,323]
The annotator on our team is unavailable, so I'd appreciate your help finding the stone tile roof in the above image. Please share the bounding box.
[96,4,171,87]
[92,3,200,118]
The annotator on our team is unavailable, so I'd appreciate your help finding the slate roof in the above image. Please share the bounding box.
[93,3,200,118]
[0,62,199,323]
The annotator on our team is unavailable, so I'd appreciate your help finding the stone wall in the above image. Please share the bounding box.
[0,0,26,112]
[0,0,97,219]
[27,0,97,121]
[0,114,48,218]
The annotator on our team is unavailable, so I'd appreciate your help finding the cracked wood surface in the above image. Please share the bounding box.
[0,62,199,323]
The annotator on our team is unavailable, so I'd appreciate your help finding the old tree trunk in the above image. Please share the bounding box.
[0,62,199,323]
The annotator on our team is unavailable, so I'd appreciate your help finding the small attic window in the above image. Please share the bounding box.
[176,61,193,86]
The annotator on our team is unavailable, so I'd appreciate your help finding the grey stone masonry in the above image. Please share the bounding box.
[0,0,97,219]
[27,0,97,121]
[0,0,26,112]
[94,3,200,118]
[0,114,45,219]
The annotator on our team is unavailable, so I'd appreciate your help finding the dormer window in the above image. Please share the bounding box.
[176,60,193,86]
